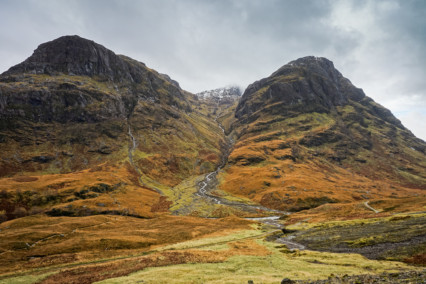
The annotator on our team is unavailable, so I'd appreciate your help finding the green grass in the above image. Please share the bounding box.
[158,228,263,251]
[0,272,53,284]
[97,237,416,284]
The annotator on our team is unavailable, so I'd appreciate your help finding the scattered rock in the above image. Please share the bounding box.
[281,278,295,284]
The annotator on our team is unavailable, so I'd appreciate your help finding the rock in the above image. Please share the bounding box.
[281,228,296,234]
[31,155,55,163]
[281,278,295,284]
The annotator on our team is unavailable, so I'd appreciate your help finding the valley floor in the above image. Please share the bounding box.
[0,211,425,283]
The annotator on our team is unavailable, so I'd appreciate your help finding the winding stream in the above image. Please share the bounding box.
[195,115,286,215]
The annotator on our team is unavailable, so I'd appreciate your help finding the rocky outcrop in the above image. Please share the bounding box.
[235,56,402,129]
[4,35,145,83]
[0,35,190,125]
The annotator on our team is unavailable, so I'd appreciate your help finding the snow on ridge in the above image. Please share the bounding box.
[196,86,242,100]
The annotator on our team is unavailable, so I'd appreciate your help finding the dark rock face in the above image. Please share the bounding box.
[0,35,190,125]
[4,35,143,83]
[0,86,126,125]
[235,56,400,128]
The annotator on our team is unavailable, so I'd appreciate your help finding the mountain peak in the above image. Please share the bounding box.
[236,55,405,128]
[271,56,341,84]
[3,35,140,82]
[289,56,333,66]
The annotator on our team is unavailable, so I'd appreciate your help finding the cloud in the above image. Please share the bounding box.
[0,0,424,139]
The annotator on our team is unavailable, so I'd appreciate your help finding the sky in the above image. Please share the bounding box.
[0,0,425,140]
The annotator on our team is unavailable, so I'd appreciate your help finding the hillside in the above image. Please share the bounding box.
[0,35,226,221]
[217,56,426,216]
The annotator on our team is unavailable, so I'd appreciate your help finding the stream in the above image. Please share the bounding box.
[127,123,162,194]
[128,118,303,249]
[245,216,306,250]
[195,115,286,215]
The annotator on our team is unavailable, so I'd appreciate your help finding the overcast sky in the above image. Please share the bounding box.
[0,0,425,140]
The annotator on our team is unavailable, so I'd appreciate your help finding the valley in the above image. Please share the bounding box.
[0,36,425,283]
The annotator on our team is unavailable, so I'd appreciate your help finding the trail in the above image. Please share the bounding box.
[363,201,380,214]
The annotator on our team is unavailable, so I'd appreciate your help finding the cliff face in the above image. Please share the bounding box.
[0,36,189,124]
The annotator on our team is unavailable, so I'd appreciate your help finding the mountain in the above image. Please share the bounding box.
[219,56,426,212]
[0,35,225,220]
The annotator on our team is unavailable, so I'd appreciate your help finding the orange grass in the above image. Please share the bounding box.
[0,214,252,275]
[0,164,161,220]
[221,134,425,214]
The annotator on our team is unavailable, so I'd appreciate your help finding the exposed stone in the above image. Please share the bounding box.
[281,278,295,284]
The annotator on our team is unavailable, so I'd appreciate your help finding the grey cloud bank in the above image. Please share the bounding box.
[0,0,425,140]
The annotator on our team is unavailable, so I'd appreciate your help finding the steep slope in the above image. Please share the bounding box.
[219,56,426,213]
[0,35,224,220]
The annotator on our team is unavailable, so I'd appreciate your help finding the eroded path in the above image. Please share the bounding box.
[363,201,380,213]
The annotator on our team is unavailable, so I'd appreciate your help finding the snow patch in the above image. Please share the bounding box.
[196,86,242,100]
